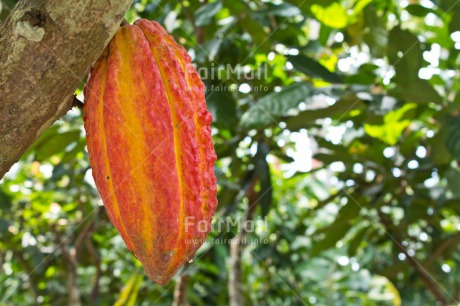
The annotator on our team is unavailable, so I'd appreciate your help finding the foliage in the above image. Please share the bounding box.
[1,0,460,305]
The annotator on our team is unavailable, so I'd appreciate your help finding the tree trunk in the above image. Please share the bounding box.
[0,0,132,178]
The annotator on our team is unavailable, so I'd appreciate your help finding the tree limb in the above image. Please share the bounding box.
[377,211,450,305]
[428,233,460,264]
[0,0,133,178]
[85,238,102,302]
[229,175,258,306]
[172,273,190,306]
[54,227,81,306]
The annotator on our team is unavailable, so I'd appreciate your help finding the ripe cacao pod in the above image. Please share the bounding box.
[83,19,217,285]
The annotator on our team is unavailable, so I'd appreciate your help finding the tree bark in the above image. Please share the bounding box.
[0,0,132,178]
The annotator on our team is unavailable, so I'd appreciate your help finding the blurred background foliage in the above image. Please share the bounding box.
[1,0,460,305]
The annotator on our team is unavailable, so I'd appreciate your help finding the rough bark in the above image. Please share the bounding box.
[0,0,132,178]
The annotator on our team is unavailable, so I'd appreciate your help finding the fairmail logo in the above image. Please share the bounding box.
[192,63,270,81]
[184,216,269,245]
[184,216,268,234]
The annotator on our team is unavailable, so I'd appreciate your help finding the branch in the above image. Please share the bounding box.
[229,175,258,306]
[14,250,39,301]
[0,0,133,178]
[72,96,84,110]
[429,233,460,263]
[54,227,81,306]
[377,211,450,305]
[85,239,102,301]
[74,217,96,254]
[172,274,190,306]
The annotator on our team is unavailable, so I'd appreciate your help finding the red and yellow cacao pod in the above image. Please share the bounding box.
[83,19,217,285]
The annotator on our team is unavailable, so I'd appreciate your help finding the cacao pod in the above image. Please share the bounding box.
[83,19,217,285]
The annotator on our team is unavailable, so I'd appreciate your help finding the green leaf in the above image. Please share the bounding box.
[0,1,11,22]
[113,271,143,306]
[206,89,237,130]
[428,130,452,166]
[202,38,223,61]
[389,78,442,104]
[286,0,336,14]
[240,13,271,52]
[352,0,372,16]
[286,54,343,83]
[312,200,361,256]
[61,140,86,163]
[240,82,311,129]
[444,115,460,161]
[285,94,364,131]
[0,218,11,233]
[259,3,301,17]
[311,2,348,28]
[439,0,460,32]
[344,63,378,85]
[34,130,81,161]
[0,190,11,209]
[2,0,15,9]
[347,227,369,257]
[383,277,402,306]
[363,5,388,58]
[405,4,435,17]
[328,200,362,229]
[311,223,349,256]
[388,27,422,72]
[380,263,409,279]
[314,153,341,164]
[254,143,272,217]
[318,24,332,46]
[364,103,416,145]
[195,0,223,27]
[388,27,442,104]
